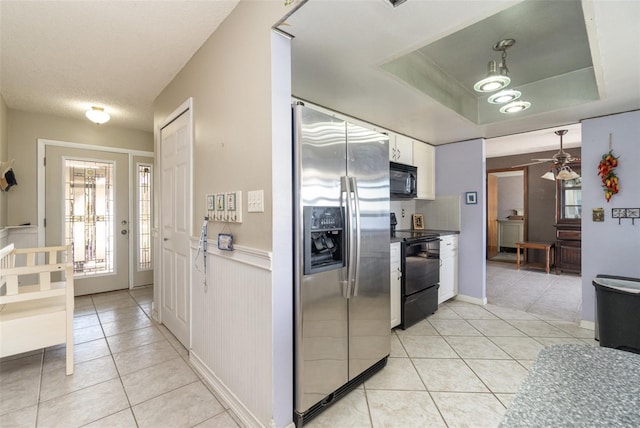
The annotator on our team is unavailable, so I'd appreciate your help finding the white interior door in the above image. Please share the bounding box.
[45,146,129,295]
[132,156,154,287]
[160,109,192,347]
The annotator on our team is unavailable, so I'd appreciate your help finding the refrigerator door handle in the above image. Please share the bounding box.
[350,177,361,297]
[341,175,355,299]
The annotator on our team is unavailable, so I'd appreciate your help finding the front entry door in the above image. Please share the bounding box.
[45,146,129,295]
[160,109,192,347]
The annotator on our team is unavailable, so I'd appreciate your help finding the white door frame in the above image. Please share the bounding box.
[37,139,153,289]
[154,98,193,336]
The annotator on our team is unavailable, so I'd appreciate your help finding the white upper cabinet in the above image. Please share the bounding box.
[389,134,414,165]
[413,141,435,200]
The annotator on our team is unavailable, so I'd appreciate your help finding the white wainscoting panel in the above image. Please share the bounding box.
[190,240,273,427]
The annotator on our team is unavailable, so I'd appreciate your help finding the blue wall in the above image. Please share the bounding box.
[436,139,486,302]
[581,110,640,322]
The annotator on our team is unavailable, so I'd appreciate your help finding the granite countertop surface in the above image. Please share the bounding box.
[420,229,459,236]
[390,229,459,243]
[500,344,640,427]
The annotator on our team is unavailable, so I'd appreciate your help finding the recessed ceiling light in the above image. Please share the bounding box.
[499,100,531,114]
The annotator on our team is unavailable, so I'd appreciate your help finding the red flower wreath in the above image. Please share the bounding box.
[597,150,619,202]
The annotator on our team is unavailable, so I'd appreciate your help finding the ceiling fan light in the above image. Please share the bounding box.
[541,170,556,181]
[474,60,511,92]
[555,168,574,180]
[488,89,521,104]
[499,100,531,114]
[86,106,110,124]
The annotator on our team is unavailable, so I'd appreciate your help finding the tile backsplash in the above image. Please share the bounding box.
[390,199,416,230]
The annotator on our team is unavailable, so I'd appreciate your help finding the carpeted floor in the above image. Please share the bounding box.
[490,251,519,263]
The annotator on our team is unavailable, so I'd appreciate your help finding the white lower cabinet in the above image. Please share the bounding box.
[439,235,458,304]
[390,242,401,328]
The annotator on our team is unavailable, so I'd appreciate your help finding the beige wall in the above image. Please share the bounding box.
[154,1,284,251]
[6,109,153,225]
[0,95,8,227]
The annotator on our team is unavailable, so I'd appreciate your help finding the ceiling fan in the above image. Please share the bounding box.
[514,130,579,167]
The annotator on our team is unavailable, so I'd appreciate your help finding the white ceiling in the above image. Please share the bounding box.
[1,0,638,156]
[0,0,239,131]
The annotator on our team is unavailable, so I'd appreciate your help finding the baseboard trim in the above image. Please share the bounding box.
[454,294,488,306]
[190,351,264,428]
[579,320,595,331]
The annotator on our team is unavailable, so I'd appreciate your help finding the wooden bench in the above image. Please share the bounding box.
[0,244,74,375]
[516,241,555,274]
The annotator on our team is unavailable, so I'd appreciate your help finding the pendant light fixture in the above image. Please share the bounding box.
[86,106,110,124]
[499,100,531,114]
[488,89,521,104]
[474,39,514,93]
[474,39,531,114]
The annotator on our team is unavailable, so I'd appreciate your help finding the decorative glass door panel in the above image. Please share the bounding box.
[64,159,114,276]
[46,145,129,295]
[137,164,152,271]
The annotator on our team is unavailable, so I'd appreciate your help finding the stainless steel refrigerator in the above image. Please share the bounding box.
[293,103,390,426]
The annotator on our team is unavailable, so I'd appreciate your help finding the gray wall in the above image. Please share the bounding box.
[436,138,486,302]
[582,110,640,322]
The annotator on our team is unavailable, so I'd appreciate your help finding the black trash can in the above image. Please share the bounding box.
[593,275,640,354]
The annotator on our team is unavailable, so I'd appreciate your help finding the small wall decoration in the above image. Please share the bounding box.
[465,191,477,205]
[592,208,604,222]
[611,208,639,225]
[412,214,424,230]
[218,233,233,251]
[597,134,620,202]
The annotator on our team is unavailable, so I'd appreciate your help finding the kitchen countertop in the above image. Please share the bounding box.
[500,344,640,427]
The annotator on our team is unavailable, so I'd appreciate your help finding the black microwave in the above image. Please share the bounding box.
[390,162,417,198]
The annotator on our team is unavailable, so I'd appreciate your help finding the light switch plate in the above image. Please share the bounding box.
[248,189,264,213]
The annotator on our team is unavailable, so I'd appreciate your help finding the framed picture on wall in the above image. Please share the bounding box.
[465,191,477,205]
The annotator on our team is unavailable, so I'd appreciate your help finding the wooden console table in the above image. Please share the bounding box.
[516,241,555,274]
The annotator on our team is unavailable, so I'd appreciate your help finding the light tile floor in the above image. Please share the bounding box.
[1,267,592,428]
[0,286,240,428]
[305,263,591,427]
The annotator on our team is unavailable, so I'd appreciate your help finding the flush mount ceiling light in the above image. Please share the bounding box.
[85,106,110,124]
[473,39,514,93]
[488,89,521,104]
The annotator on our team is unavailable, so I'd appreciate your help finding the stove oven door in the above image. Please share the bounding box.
[402,239,440,295]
